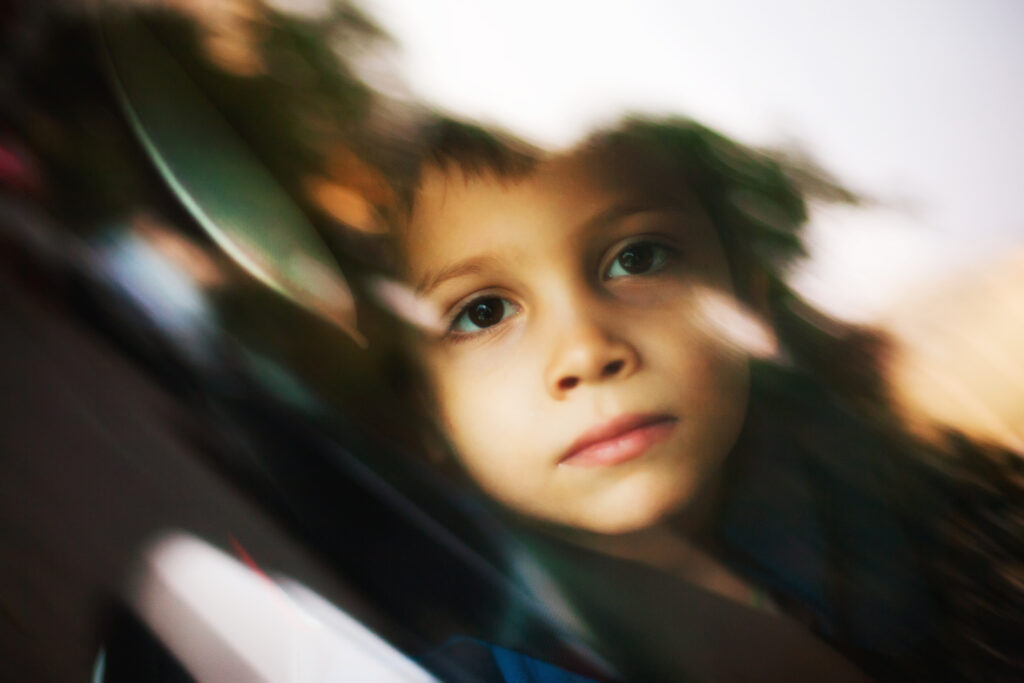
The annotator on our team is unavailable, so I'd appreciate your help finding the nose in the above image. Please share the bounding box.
[544,312,640,399]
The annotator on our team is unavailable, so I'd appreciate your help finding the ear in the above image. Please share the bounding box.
[745,266,773,318]
[411,385,454,467]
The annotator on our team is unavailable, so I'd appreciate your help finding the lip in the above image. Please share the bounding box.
[560,413,678,467]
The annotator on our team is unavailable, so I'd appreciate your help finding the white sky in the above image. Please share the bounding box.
[346,0,1024,320]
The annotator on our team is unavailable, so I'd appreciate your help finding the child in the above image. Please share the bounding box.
[380,118,1023,681]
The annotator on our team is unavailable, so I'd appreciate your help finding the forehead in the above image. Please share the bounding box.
[415,154,605,219]
[402,152,686,275]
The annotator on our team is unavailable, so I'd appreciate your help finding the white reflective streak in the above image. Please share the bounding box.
[131,532,437,682]
[367,276,446,334]
[695,287,779,361]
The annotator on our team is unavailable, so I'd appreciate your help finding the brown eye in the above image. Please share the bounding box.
[619,244,654,273]
[468,298,503,326]
[450,295,516,334]
[605,241,671,279]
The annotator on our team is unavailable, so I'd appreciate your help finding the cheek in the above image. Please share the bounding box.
[687,341,749,407]
[641,296,751,426]
[427,342,544,489]
[682,349,750,472]
[430,333,530,434]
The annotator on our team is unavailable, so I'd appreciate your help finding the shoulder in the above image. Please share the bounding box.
[916,434,1024,679]
[726,365,1024,678]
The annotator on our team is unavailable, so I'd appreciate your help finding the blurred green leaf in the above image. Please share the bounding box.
[100,9,362,344]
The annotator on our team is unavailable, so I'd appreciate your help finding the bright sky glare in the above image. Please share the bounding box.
[352,0,1024,320]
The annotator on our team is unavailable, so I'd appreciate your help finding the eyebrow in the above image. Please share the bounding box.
[579,202,663,234]
[416,253,505,295]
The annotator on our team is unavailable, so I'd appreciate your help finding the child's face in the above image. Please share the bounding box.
[401,152,750,534]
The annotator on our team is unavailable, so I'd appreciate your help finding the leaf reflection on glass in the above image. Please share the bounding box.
[100,9,363,345]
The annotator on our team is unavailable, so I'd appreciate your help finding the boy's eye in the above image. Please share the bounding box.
[604,241,671,279]
[450,296,517,335]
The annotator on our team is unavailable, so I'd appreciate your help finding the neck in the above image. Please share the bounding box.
[568,522,760,607]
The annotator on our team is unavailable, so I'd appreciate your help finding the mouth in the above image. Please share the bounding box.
[559,413,678,467]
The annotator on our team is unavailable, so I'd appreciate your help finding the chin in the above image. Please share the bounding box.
[573,470,703,535]
[569,495,680,536]
[582,515,661,536]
